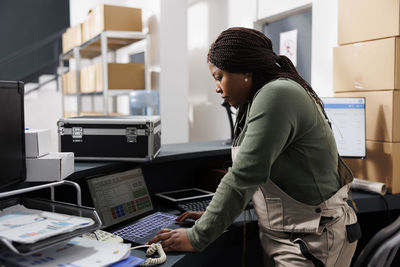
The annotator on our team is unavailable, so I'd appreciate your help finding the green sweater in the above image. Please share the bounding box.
[187,78,341,251]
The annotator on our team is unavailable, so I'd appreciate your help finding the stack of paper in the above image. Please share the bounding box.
[0,237,143,267]
[0,205,94,244]
[351,178,387,195]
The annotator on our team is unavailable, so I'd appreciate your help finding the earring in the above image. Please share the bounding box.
[244,78,248,82]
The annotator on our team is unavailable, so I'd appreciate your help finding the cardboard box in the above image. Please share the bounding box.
[25,129,51,158]
[335,91,400,142]
[80,65,96,93]
[62,71,78,94]
[83,4,142,42]
[344,140,400,194]
[333,37,400,92]
[96,62,145,91]
[338,0,400,45]
[62,23,83,54]
[26,152,74,182]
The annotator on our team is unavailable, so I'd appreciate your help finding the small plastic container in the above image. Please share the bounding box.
[129,90,160,116]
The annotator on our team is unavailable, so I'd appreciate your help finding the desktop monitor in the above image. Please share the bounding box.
[0,81,26,188]
[321,97,366,158]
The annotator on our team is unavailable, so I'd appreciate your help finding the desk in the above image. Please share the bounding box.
[68,141,400,266]
[350,191,400,213]
[3,141,399,266]
[69,141,400,215]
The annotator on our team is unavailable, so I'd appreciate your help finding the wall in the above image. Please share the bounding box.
[187,0,257,142]
[0,0,69,82]
[160,0,189,143]
[256,0,338,97]
[187,0,338,142]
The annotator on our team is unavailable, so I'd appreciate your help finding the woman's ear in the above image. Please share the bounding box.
[243,73,252,83]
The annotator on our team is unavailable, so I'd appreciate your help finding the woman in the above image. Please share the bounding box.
[148,27,361,266]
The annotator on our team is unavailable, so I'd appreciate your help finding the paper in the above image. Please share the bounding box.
[0,237,132,267]
[351,178,387,195]
[0,205,94,244]
[109,255,145,267]
[280,29,298,66]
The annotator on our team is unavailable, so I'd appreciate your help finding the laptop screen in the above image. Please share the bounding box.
[87,168,153,227]
[0,81,26,189]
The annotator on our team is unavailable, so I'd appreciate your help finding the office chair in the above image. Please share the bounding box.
[353,215,400,267]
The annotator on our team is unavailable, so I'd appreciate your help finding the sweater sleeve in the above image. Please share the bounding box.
[187,79,312,251]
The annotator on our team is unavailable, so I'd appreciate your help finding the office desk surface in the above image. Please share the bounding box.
[71,140,400,215]
[69,140,231,180]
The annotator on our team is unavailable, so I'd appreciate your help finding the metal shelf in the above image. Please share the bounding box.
[62,31,147,60]
[0,180,82,205]
[59,30,150,116]
[0,180,102,255]
[63,89,145,97]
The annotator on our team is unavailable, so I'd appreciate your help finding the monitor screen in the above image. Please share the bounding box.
[322,97,366,158]
[0,81,26,188]
[87,168,153,227]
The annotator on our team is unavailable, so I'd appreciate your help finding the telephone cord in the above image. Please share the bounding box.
[131,243,167,266]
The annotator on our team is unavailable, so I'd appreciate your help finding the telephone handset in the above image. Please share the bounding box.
[131,243,167,266]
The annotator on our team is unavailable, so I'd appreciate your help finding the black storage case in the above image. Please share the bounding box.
[58,116,161,161]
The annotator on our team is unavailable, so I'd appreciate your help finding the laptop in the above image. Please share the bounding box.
[87,168,180,245]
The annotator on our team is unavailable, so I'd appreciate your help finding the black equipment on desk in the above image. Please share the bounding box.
[0,81,26,189]
[156,188,214,212]
[58,115,161,162]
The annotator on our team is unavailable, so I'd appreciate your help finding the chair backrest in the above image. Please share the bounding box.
[353,215,400,267]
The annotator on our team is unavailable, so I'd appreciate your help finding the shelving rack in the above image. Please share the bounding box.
[0,180,102,255]
[0,180,81,203]
[59,30,149,116]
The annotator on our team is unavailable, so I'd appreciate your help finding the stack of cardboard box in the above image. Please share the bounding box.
[333,0,400,193]
[25,129,74,181]
[80,62,144,93]
[61,4,144,94]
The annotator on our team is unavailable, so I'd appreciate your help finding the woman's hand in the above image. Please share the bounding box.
[176,211,204,222]
[146,228,195,252]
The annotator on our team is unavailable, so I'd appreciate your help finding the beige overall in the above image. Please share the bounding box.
[232,147,359,267]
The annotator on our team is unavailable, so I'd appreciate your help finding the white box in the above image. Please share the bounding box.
[25,129,51,158]
[26,152,74,182]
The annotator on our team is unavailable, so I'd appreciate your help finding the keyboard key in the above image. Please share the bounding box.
[113,212,176,241]
[177,199,211,212]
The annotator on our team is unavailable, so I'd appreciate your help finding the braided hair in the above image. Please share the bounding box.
[207,27,328,143]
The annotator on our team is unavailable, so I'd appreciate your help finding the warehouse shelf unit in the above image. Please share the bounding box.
[59,30,150,117]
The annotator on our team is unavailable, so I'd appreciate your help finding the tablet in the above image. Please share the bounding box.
[155,188,214,203]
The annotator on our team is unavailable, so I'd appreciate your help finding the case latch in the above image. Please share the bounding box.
[126,127,137,143]
[72,127,83,139]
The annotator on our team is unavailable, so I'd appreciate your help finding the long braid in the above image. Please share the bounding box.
[207,27,330,141]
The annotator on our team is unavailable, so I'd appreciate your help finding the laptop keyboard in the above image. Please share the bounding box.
[177,198,211,212]
[113,212,177,241]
